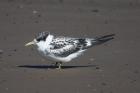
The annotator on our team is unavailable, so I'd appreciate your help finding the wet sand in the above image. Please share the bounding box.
[0,0,140,93]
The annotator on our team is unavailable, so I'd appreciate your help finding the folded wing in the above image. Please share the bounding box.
[49,37,90,57]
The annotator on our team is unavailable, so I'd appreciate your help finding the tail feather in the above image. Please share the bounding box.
[92,34,115,45]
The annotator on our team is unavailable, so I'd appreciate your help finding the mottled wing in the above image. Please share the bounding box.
[50,37,76,49]
[49,37,93,57]
[49,37,81,57]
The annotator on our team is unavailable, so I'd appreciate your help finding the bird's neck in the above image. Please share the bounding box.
[45,34,54,45]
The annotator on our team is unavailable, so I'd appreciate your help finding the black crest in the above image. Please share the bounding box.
[36,32,49,42]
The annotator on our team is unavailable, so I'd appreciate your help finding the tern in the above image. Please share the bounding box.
[25,32,114,69]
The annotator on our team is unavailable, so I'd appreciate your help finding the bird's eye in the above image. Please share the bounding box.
[36,38,41,42]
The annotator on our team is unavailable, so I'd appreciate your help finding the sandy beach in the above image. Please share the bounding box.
[0,0,140,93]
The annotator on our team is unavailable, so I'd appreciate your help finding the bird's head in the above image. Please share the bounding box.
[25,32,49,46]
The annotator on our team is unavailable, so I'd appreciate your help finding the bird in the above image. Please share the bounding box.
[25,32,115,69]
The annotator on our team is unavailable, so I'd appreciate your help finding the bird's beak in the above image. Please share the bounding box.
[25,41,35,46]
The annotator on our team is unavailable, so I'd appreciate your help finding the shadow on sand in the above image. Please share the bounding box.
[17,64,97,69]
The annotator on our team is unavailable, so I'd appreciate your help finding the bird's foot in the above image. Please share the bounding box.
[55,62,62,69]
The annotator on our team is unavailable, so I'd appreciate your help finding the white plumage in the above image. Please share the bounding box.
[37,35,89,62]
[25,32,114,69]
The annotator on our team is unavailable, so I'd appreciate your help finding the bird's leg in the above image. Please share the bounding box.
[57,62,62,69]
[54,62,62,69]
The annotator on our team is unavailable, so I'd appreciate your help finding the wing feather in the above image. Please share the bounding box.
[50,44,80,57]
[49,37,92,57]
